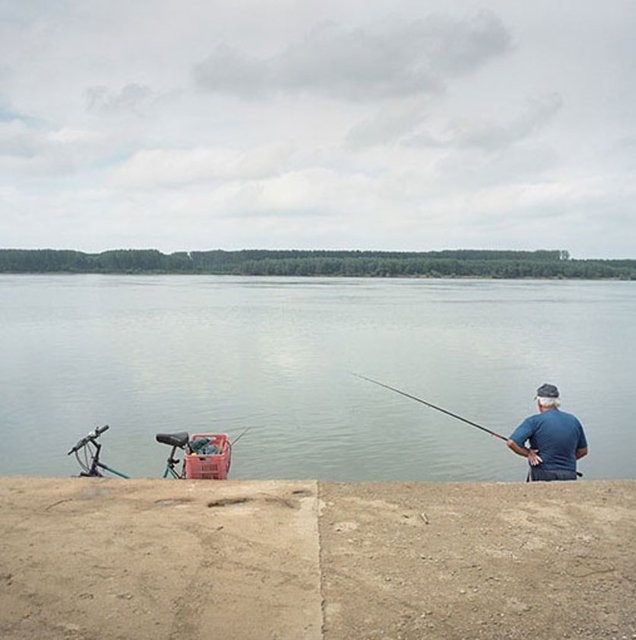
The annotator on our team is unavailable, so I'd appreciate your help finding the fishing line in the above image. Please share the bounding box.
[352,373,508,441]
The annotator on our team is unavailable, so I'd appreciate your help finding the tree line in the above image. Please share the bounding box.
[0,248,634,279]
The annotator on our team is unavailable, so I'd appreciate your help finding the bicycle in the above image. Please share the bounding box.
[68,425,234,479]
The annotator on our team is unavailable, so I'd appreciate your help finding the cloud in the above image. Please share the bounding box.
[349,92,563,150]
[243,168,375,216]
[0,0,61,26]
[0,116,111,177]
[440,93,564,150]
[47,127,103,144]
[109,143,295,188]
[0,119,39,157]
[345,99,428,149]
[194,10,511,101]
[85,83,154,114]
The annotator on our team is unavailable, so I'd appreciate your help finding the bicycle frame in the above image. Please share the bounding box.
[162,449,183,478]
[71,434,130,479]
[75,443,130,480]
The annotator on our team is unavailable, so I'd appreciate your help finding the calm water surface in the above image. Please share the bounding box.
[0,275,634,482]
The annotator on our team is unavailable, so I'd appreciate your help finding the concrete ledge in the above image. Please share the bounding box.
[0,477,634,639]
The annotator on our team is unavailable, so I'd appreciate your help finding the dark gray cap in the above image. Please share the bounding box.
[536,383,559,398]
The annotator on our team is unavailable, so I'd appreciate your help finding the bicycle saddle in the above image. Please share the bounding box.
[155,432,189,448]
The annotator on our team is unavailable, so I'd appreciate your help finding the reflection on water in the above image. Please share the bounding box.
[0,275,634,481]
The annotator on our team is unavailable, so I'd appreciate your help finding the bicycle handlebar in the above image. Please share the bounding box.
[67,424,110,455]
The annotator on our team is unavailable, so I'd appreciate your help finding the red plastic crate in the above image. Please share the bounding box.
[184,433,231,480]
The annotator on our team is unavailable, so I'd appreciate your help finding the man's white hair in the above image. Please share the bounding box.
[538,396,560,408]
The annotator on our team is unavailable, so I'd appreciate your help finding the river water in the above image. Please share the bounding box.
[0,275,633,482]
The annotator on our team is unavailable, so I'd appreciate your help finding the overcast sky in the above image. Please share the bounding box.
[1,1,634,258]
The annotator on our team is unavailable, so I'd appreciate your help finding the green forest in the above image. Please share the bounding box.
[0,248,634,279]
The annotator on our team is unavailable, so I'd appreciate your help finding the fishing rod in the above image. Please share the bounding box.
[231,426,252,446]
[353,373,508,441]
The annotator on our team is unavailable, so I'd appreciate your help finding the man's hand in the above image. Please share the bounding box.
[507,439,543,466]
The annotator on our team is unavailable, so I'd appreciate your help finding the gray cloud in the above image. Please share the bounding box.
[346,100,428,148]
[85,83,153,114]
[194,10,511,101]
[447,93,564,150]
[347,93,562,150]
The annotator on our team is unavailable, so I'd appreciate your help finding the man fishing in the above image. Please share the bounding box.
[354,374,589,481]
[507,383,588,481]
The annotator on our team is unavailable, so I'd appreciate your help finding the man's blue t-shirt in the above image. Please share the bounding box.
[509,409,588,472]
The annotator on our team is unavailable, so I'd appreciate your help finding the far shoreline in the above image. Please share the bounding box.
[2,271,635,281]
[2,248,635,279]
